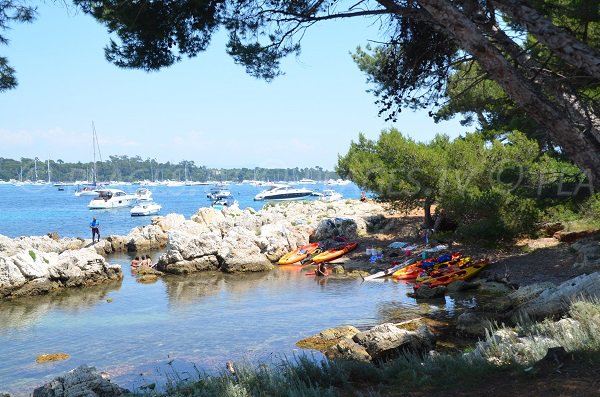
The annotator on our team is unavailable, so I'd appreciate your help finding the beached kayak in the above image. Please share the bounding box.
[414,259,490,289]
[310,242,358,263]
[415,256,472,283]
[363,257,417,281]
[278,243,321,265]
[392,253,462,280]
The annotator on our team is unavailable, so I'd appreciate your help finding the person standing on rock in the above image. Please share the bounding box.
[90,217,100,243]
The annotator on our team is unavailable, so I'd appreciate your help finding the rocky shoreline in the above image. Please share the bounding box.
[5,199,600,396]
[0,200,386,299]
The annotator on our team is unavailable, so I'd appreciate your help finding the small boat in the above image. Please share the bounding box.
[278,243,321,265]
[130,202,162,216]
[309,242,358,263]
[211,197,238,210]
[392,252,462,280]
[207,187,233,201]
[298,178,317,184]
[88,189,137,209]
[318,189,342,201]
[415,257,472,283]
[135,187,153,201]
[414,259,490,289]
[254,184,314,201]
[364,257,418,281]
[75,186,99,196]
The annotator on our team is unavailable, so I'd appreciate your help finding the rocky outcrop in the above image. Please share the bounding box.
[156,200,385,274]
[570,238,600,271]
[509,272,600,321]
[33,365,128,397]
[0,246,122,299]
[302,322,435,363]
[352,323,436,362]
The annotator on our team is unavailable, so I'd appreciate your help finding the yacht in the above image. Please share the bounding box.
[254,184,314,201]
[130,201,162,216]
[88,189,137,209]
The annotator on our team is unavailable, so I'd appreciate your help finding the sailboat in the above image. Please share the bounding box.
[75,122,102,196]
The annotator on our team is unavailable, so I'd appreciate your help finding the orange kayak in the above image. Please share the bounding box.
[393,253,462,280]
[415,257,472,282]
[278,243,321,265]
[310,242,358,263]
[414,259,489,289]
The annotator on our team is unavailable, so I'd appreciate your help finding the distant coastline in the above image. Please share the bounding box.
[0,157,341,184]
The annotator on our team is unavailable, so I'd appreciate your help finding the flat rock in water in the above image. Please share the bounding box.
[36,353,70,364]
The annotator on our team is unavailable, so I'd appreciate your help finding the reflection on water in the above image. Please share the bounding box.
[0,251,470,396]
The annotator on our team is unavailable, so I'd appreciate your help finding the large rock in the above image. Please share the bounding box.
[325,337,372,362]
[160,256,220,274]
[257,223,308,261]
[33,365,128,397]
[1,248,122,299]
[571,239,600,271]
[311,218,359,241]
[352,323,436,361]
[510,272,600,321]
[168,229,221,260]
[219,227,273,272]
[456,312,494,337]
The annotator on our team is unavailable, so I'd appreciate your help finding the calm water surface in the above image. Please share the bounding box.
[0,184,473,395]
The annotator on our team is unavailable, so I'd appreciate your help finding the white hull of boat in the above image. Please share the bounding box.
[130,203,162,216]
[88,189,138,209]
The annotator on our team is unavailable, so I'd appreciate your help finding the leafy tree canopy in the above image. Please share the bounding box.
[337,128,584,239]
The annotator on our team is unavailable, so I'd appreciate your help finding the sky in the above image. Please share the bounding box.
[0,2,468,170]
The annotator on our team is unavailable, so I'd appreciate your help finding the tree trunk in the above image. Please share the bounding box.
[492,0,600,79]
[414,0,600,189]
[423,198,434,227]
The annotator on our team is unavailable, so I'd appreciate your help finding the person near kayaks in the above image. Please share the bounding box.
[316,262,329,277]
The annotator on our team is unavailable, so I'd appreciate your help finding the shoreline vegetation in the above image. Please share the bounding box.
[0,157,339,184]
[3,199,600,396]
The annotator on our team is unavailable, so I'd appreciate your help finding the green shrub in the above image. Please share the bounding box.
[28,250,36,261]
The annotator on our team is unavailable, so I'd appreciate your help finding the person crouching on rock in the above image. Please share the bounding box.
[131,256,141,269]
[316,262,329,277]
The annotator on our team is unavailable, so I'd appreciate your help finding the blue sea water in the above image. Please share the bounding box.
[0,182,362,238]
[0,182,474,396]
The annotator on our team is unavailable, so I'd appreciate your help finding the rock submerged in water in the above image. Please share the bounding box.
[36,353,70,364]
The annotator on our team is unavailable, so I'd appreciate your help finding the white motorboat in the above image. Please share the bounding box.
[254,184,314,201]
[207,187,233,201]
[318,189,343,201]
[88,189,137,209]
[135,187,153,201]
[130,202,162,216]
[211,197,238,210]
[75,185,99,196]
